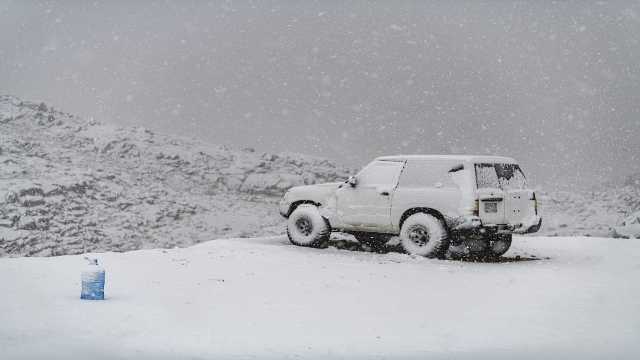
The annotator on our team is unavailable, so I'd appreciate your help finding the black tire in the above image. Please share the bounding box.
[485,234,512,258]
[399,213,449,258]
[447,239,488,260]
[286,204,331,248]
[354,232,390,251]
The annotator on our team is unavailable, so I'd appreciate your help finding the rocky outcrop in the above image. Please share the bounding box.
[538,185,640,237]
[0,95,352,257]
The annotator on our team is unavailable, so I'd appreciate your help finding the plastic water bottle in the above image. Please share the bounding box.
[81,257,105,300]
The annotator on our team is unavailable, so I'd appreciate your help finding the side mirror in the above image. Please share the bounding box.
[347,176,358,187]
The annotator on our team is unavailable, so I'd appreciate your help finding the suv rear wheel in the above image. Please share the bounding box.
[448,234,512,260]
[447,239,488,259]
[399,213,449,258]
[287,204,331,248]
[485,234,512,258]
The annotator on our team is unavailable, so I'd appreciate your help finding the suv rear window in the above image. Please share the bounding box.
[475,163,527,190]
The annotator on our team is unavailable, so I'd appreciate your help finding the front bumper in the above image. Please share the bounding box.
[278,198,291,218]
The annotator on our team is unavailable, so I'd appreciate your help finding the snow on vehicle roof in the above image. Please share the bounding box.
[375,154,518,163]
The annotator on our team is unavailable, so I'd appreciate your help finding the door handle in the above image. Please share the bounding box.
[380,191,390,196]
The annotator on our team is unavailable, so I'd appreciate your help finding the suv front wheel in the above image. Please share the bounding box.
[286,204,331,248]
[399,213,449,258]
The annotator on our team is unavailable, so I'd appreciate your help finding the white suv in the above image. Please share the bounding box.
[279,155,542,258]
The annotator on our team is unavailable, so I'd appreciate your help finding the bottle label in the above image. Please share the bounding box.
[81,270,105,300]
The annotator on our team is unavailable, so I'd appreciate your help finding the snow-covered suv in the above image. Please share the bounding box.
[279,155,542,258]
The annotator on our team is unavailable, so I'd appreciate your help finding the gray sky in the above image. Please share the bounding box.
[1,1,639,189]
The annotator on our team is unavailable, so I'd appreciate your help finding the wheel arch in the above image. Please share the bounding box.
[399,207,448,231]
[287,200,321,217]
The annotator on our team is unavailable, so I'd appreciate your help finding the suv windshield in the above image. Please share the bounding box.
[475,163,527,190]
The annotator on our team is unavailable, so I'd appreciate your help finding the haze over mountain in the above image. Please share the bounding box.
[1,1,639,189]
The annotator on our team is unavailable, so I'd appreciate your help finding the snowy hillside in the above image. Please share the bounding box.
[538,187,640,237]
[1,95,638,257]
[1,235,638,359]
[0,95,351,256]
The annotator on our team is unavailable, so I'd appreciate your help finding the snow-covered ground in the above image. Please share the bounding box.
[1,235,638,359]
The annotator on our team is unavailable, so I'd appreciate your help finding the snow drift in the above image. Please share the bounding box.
[1,235,638,359]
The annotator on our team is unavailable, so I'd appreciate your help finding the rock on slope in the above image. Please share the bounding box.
[0,95,351,256]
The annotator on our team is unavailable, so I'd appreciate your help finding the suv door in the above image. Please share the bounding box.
[336,160,404,232]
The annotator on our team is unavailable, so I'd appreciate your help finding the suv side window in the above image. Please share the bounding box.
[356,160,404,186]
[399,159,458,188]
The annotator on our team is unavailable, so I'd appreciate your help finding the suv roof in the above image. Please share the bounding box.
[375,154,517,164]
